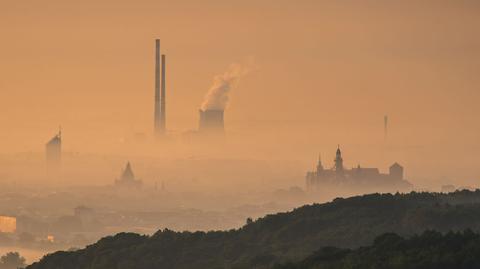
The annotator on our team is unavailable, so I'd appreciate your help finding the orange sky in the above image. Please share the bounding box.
[0,0,479,182]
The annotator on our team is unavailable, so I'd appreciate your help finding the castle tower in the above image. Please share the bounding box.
[316,154,324,174]
[389,162,404,180]
[334,145,344,175]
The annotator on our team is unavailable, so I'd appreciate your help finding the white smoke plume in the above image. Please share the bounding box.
[201,61,253,111]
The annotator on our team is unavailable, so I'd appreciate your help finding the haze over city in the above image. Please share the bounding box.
[0,1,479,268]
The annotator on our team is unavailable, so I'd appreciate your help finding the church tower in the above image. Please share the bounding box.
[316,154,324,175]
[115,162,142,188]
[334,145,344,175]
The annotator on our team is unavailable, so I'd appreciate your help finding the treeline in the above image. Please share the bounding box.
[27,190,480,269]
[274,230,480,269]
[0,252,26,269]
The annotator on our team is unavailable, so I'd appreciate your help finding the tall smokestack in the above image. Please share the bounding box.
[154,39,161,135]
[384,115,388,140]
[160,54,166,132]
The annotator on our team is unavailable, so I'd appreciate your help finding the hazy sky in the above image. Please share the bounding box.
[0,1,479,181]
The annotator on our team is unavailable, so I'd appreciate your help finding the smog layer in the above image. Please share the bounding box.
[0,0,479,266]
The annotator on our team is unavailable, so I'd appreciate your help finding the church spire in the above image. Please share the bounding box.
[121,162,135,182]
[316,153,324,174]
[334,145,344,173]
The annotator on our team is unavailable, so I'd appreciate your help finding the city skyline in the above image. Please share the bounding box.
[0,2,479,267]
[0,1,478,195]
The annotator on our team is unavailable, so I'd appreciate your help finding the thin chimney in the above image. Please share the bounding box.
[154,39,161,135]
[160,54,166,132]
[384,115,388,140]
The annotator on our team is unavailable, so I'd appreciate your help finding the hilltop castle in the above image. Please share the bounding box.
[306,146,412,192]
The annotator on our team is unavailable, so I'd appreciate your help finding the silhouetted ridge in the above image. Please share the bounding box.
[273,230,480,269]
[28,190,480,269]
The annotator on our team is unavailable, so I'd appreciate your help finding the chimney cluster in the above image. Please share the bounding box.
[153,39,226,137]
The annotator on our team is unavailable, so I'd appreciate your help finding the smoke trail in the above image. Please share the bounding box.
[201,62,252,111]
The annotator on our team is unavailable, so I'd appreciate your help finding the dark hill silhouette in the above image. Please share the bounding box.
[28,190,480,269]
[273,230,480,269]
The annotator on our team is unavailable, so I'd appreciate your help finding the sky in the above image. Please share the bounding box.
[0,0,479,183]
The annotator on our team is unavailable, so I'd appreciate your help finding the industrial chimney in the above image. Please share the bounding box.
[160,54,166,132]
[154,39,161,135]
[154,39,166,136]
[198,109,224,133]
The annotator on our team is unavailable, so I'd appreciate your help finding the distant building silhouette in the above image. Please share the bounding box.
[389,162,404,180]
[441,184,456,193]
[74,206,95,223]
[46,128,62,171]
[74,206,94,218]
[115,162,142,188]
[198,109,225,134]
[0,216,16,233]
[306,146,412,192]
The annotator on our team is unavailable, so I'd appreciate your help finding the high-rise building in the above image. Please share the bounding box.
[46,128,62,170]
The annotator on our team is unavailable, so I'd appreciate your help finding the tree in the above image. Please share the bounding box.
[0,252,26,269]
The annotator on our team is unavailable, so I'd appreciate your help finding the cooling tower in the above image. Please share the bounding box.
[199,109,224,133]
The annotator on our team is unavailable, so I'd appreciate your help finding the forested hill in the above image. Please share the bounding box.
[273,230,480,269]
[28,190,480,269]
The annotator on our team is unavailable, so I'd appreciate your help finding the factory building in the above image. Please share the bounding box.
[151,39,236,138]
[198,109,225,133]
